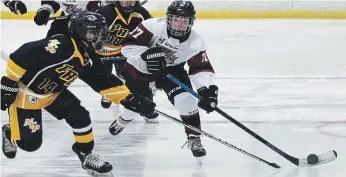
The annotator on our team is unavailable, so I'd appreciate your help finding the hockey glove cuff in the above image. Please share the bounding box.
[4,1,27,14]
[197,85,218,113]
[121,94,158,119]
[1,76,19,111]
[34,5,52,25]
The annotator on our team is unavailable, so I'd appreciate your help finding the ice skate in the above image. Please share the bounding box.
[72,143,113,177]
[182,134,206,165]
[109,116,132,136]
[101,97,112,109]
[143,116,159,123]
[2,124,17,159]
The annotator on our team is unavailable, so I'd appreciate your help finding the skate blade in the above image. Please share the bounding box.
[87,170,114,177]
[144,118,159,124]
[196,157,203,166]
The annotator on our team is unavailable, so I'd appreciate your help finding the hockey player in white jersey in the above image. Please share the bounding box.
[113,0,219,158]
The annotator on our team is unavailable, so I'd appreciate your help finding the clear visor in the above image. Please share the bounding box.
[167,14,192,37]
[85,27,109,50]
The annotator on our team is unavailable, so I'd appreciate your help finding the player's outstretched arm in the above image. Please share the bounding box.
[187,41,218,113]
[34,0,60,25]
[0,76,19,111]
[3,0,27,14]
[79,62,157,118]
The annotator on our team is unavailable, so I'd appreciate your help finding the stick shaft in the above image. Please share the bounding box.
[166,74,298,165]
[156,110,280,168]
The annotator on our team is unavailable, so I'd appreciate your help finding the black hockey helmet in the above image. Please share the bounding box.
[68,11,109,50]
[109,0,140,13]
[166,0,196,38]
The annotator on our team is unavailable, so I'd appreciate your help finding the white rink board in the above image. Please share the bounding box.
[1,0,346,11]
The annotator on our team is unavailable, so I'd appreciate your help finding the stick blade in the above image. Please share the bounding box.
[298,150,337,167]
[269,163,281,169]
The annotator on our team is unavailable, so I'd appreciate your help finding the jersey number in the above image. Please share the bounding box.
[130,26,143,39]
[201,53,209,63]
[108,24,129,45]
[55,64,79,87]
[38,78,58,94]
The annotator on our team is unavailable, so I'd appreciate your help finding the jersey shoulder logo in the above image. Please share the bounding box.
[86,14,97,21]
[201,52,209,63]
[45,40,60,54]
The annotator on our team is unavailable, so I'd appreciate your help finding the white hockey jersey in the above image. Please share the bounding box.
[121,18,215,89]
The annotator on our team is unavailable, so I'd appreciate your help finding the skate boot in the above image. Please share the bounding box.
[72,143,113,177]
[101,97,112,109]
[109,117,132,136]
[182,134,206,164]
[2,124,17,159]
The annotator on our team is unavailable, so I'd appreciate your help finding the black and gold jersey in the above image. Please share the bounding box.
[96,4,152,56]
[8,34,90,95]
[6,34,127,109]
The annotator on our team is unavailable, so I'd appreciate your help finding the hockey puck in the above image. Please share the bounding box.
[307,154,319,164]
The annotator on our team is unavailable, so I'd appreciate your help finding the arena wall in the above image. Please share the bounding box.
[1,0,346,19]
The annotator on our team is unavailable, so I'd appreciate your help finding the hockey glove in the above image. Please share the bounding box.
[34,7,51,25]
[1,76,19,111]
[141,47,166,74]
[4,1,27,14]
[197,85,218,113]
[121,94,158,119]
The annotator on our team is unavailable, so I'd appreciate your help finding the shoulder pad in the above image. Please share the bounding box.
[189,30,206,52]
[134,7,152,19]
[141,18,163,34]
[96,4,113,14]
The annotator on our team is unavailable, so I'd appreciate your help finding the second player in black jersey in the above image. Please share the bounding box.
[1,11,157,177]
[34,0,101,37]
[96,1,152,111]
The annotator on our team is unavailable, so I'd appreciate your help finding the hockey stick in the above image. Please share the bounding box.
[166,74,337,167]
[155,110,280,169]
[48,0,149,21]
[100,55,127,61]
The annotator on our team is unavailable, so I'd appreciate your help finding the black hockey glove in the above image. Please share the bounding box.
[197,85,218,113]
[4,1,27,14]
[121,94,158,119]
[34,7,51,25]
[141,47,166,74]
[1,76,19,111]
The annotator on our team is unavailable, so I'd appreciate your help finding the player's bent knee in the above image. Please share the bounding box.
[64,103,91,126]
[17,138,43,152]
[45,90,81,120]
[174,92,199,115]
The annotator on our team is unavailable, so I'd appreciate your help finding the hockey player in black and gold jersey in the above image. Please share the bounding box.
[1,11,157,177]
[2,0,27,15]
[34,0,101,37]
[96,1,152,113]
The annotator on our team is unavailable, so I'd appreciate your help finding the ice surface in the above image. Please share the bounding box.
[1,19,346,177]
